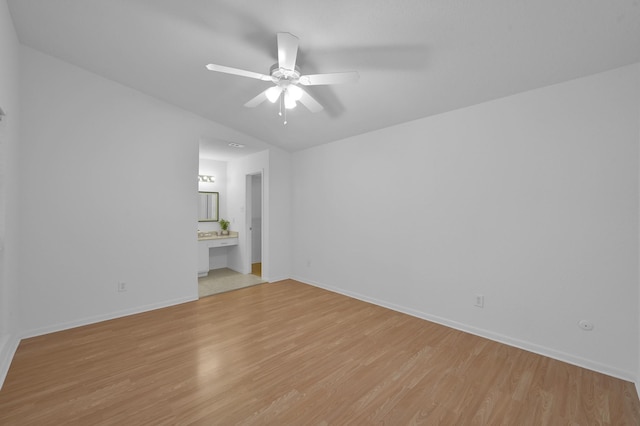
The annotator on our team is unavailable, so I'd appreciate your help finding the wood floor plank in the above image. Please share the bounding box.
[0,279,638,425]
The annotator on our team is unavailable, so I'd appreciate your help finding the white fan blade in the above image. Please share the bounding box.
[297,88,323,113]
[299,71,360,86]
[277,33,299,71]
[244,90,269,108]
[206,64,272,82]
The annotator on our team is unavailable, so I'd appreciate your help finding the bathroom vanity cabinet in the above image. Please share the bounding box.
[197,232,238,277]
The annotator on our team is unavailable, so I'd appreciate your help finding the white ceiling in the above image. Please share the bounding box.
[8,0,640,157]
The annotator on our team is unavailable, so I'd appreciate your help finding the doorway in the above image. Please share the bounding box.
[247,173,263,277]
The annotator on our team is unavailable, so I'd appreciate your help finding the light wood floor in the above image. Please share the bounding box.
[1,280,639,425]
[251,262,262,277]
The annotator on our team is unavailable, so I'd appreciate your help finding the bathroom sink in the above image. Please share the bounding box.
[198,231,217,238]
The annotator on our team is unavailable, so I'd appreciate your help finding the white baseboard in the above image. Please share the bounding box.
[292,275,635,382]
[0,333,20,390]
[267,275,290,283]
[21,296,197,339]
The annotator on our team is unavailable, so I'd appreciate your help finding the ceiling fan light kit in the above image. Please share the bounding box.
[206,32,359,124]
[265,86,282,103]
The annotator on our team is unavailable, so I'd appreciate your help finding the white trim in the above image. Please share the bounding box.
[245,170,264,276]
[21,296,197,339]
[292,275,636,382]
[0,333,20,390]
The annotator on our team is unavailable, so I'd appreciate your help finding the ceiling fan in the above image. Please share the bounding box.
[206,32,359,123]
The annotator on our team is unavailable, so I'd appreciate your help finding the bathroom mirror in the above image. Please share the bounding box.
[198,191,219,222]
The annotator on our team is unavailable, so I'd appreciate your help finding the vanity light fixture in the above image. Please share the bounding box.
[198,175,215,183]
[0,106,5,121]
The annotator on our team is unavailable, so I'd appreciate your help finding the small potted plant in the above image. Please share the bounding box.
[219,218,230,235]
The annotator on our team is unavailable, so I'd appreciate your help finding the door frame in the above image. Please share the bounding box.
[245,171,264,278]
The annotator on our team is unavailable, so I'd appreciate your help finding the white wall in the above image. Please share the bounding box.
[0,0,21,386]
[226,148,291,281]
[251,174,262,263]
[292,64,640,381]
[16,46,271,337]
[268,149,292,281]
[638,64,640,393]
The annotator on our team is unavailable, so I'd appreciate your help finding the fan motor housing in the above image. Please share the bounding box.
[270,63,301,86]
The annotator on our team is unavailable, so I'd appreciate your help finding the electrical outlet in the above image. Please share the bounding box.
[474,294,484,308]
[117,282,127,292]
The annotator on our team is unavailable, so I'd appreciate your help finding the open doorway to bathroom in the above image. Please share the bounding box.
[248,173,263,278]
[197,148,266,298]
